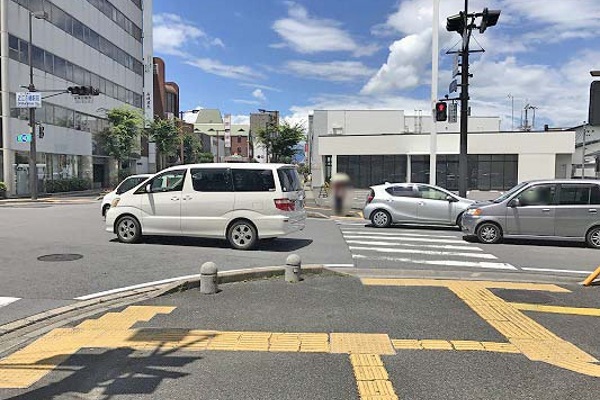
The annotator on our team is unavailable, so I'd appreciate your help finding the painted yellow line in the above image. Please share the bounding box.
[350,354,399,400]
[511,302,600,317]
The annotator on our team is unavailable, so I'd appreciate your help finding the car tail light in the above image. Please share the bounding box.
[366,190,375,204]
[274,198,296,211]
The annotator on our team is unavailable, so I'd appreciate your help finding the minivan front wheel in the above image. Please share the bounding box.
[476,222,502,244]
[586,226,600,249]
[228,220,258,250]
[116,216,141,244]
[371,210,392,228]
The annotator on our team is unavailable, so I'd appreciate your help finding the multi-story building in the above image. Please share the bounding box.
[310,109,576,194]
[0,0,154,195]
[188,109,250,162]
[250,109,279,163]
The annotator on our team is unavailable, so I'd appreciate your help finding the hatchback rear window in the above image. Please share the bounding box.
[278,168,301,192]
[232,169,275,192]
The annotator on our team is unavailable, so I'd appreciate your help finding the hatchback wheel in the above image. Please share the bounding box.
[116,216,141,244]
[476,222,502,244]
[586,226,600,249]
[228,220,258,250]
[371,210,392,228]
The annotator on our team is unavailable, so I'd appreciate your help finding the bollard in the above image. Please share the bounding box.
[285,254,302,283]
[200,262,219,294]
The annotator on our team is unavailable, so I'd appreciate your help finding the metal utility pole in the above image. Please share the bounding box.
[27,11,37,200]
[582,125,587,179]
[508,94,514,131]
[458,0,470,198]
[429,0,440,186]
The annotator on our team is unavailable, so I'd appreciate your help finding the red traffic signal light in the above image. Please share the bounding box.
[435,102,448,122]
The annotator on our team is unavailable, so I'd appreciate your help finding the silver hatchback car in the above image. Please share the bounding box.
[364,183,474,228]
[461,179,600,248]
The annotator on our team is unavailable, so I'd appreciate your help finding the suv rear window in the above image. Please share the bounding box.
[232,169,275,192]
[278,168,301,192]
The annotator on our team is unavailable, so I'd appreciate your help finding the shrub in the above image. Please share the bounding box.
[45,178,92,193]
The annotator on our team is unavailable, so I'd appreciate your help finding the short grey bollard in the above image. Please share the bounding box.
[200,262,219,294]
[285,254,302,283]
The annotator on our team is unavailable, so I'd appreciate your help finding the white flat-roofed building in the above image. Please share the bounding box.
[310,110,576,194]
[0,0,153,196]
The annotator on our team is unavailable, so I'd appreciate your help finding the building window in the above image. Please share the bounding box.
[166,92,177,115]
[337,155,407,188]
[237,136,242,143]
[237,147,242,154]
[324,156,332,183]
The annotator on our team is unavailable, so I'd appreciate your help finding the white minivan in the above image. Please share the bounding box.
[105,163,306,249]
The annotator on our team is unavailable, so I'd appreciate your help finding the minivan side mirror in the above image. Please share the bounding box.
[145,183,152,193]
[509,198,520,208]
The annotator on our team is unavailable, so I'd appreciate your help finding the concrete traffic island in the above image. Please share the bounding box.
[1,269,600,399]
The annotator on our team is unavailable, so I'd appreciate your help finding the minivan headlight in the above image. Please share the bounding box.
[111,198,120,208]
[467,208,482,216]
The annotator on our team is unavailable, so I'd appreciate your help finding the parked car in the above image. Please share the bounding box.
[461,179,600,248]
[105,164,306,250]
[101,174,152,217]
[363,183,474,228]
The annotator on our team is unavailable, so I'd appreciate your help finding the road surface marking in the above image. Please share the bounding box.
[0,297,19,308]
[350,354,398,400]
[342,233,465,244]
[511,302,600,317]
[341,229,458,239]
[323,264,355,268]
[391,339,520,353]
[345,239,483,252]
[520,267,593,275]
[74,274,202,300]
[352,254,517,270]
[349,246,497,260]
[362,279,600,377]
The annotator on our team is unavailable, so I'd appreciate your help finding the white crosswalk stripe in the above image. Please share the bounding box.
[340,224,516,272]
[0,297,20,309]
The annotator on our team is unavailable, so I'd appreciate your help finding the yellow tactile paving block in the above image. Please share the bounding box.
[511,302,600,317]
[361,278,570,293]
[357,380,398,398]
[349,354,399,400]
[391,339,422,350]
[350,354,385,367]
[420,340,453,350]
[331,334,395,355]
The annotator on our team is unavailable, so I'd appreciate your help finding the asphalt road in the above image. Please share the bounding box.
[0,200,599,326]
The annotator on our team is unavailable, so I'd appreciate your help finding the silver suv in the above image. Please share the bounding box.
[462,180,600,248]
[364,183,474,228]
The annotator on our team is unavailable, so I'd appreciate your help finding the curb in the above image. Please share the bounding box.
[0,265,326,340]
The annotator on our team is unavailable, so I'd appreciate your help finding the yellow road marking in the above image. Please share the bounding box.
[331,333,396,355]
[364,278,600,377]
[511,302,600,317]
[391,339,520,353]
[350,354,398,400]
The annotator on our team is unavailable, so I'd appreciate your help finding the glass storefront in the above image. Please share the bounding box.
[13,151,85,195]
[337,155,407,188]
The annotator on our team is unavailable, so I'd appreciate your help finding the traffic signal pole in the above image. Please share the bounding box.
[458,0,470,198]
[429,0,440,186]
[27,11,38,200]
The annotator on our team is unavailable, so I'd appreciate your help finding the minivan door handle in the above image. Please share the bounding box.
[589,209,598,214]
[170,196,179,201]
[541,208,551,213]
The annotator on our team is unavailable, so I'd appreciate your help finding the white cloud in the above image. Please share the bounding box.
[284,60,376,82]
[186,58,264,81]
[272,2,378,57]
[153,13,224,57]
[252,89,267,101]
[231,115,250,125]
[233,99,260,105]
[239,83,281,92]
[182,107,203,123]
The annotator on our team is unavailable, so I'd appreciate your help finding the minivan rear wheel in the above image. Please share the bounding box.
[371,210,392,228]
[476,222,502,244]
[228,220,258,250]
[586,226,600,249]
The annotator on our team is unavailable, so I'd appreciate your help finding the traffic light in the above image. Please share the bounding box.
[589,81,600,126]
[479,8,501,33]
[38,124,44,139]
[435,102,448,122]
[67,86,100,96]
[446,12,465,35]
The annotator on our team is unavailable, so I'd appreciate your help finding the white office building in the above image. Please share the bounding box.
[309,110,576,194]
[0,0,154,196]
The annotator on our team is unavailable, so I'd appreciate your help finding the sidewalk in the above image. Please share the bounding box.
[2,272,600,399]
[0,190,103,205]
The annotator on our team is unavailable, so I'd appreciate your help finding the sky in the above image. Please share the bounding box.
[153,0,600,129]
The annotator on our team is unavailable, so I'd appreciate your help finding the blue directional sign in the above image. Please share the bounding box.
[16,133,32,143]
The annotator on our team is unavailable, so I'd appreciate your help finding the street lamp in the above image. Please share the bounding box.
[26,10,48,200]
[207,128,225,162]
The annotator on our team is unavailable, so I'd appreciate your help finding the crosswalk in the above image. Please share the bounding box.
[338,223,518,272]
[0,297,20,309]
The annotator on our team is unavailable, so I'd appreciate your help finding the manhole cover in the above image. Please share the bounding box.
[37,254,83,262]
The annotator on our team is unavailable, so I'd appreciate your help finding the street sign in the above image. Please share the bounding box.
[449,79,458,94]
[16,133,32,143]
[73,95,93,104]
[16,92,42,108]
[448,102,458,123]
[452,54,460,78]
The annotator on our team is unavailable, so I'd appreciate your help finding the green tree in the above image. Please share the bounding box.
[98,107,143,180]
[256,121,305,163]
[182,132,204,164]
[146,117,181,170]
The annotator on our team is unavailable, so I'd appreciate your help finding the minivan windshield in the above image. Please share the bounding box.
[492,181,529,203]
[277,168,301,192]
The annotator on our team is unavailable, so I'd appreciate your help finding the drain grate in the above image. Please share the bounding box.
[37,254,83,262]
